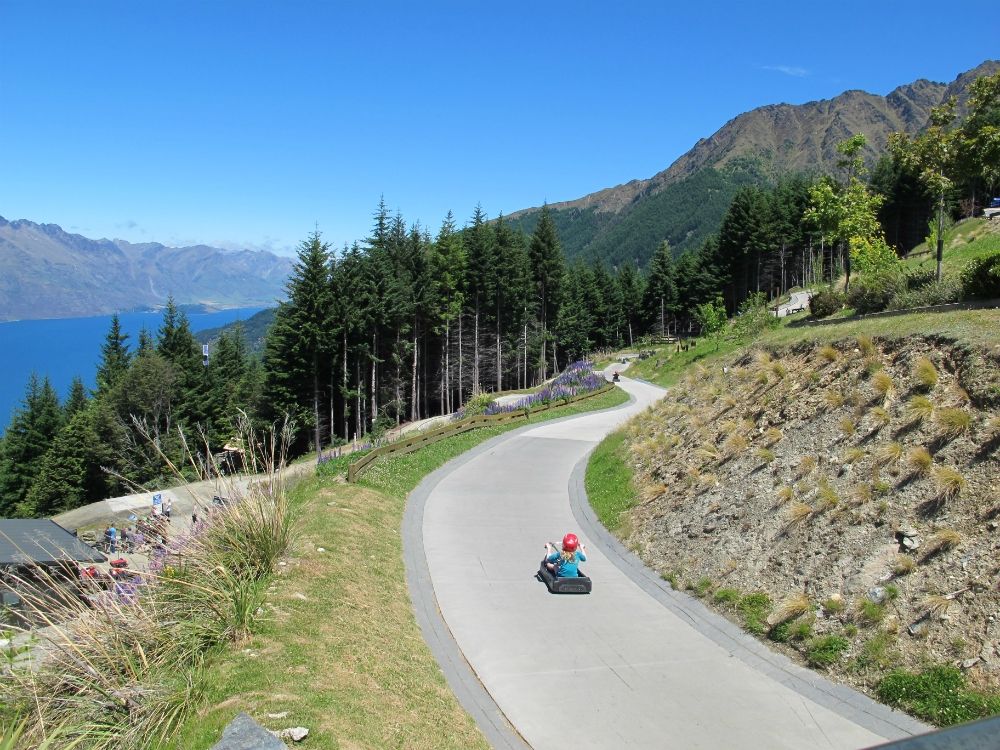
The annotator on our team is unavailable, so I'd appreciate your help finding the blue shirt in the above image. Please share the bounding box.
[546,550,586,578]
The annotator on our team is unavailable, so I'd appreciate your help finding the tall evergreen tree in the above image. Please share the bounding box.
[641,240,679,334]
[64,377,89,420]
[528,205,564,378]
[96,314,132,395]
[0,374,64,516]
[261,231,334,451]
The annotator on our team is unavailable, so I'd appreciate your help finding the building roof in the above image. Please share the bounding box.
[0,519,106,566]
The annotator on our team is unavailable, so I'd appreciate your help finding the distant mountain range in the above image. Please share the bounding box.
[0,217,292,321]
[507,60,1000,268]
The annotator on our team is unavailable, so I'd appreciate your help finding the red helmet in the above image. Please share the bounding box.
[562,533,579,551]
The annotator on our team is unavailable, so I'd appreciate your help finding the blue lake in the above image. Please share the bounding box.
[0,307,267,433]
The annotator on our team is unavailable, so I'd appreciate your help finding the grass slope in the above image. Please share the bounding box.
[170,386,628,749]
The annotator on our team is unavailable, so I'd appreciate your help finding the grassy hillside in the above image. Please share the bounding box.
[902,218,1000,277]
[168,387,629,749]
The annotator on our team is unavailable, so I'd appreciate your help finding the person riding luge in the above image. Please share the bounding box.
[545,533,587,578]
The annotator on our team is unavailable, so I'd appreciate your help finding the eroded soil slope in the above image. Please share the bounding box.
[622,335,1000,698]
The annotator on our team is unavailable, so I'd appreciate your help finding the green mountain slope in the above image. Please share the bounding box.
[508,165,766,267]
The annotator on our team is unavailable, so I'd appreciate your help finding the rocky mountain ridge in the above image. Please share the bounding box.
[0,216,292,321]
[516,61,998,220]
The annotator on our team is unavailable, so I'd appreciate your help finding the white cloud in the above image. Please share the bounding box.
[763,65,809,78]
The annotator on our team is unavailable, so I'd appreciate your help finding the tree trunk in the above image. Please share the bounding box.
[313,354,321,454]
[342,332,348,440]
[473,299,480,395]
[411,328,418,422]
[936,189,945,283]
[370,331,377,429]
[445,319,451,413]
[458,314,464,407]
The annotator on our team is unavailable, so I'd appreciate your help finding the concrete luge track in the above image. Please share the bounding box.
[407,372,925,749]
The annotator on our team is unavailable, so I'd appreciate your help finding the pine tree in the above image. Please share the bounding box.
[641,240,679,334]
[261,231,333,451]
[96,314,132,395]
[64,377,89,419]
[528,205,564,378]
[0,374,64,515]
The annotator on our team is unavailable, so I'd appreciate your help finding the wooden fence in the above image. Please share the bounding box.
[346,384,615,482]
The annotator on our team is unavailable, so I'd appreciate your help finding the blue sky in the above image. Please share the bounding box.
[1,1,996,256]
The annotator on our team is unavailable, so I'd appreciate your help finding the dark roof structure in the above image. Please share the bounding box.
[0,519,106,566]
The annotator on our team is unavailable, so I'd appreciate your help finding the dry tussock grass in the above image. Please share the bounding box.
[913,357,938,390]
[935,408,972,439]
[768,593,812,626]
[906,446,933,477]
[933,466,967,499]
[786,502,813,525]
[906,395,935,423]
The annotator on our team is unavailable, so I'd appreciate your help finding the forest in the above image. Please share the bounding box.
[0,71,996,519]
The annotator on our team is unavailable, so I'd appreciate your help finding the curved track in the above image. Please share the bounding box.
[408,372,925,749]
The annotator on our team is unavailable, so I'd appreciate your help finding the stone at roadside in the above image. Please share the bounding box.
[961,657,980,669]
[867,586,886,604]
[212,712,287,750]
[277,727,309,742]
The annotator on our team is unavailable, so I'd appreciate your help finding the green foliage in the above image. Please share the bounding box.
[694,297,728,350]
[737,592,772,635]
[732,292,780,341]
[847,272,905,314]
[809,290,845,318]
[877,666,1000,726]
[586,431,638,533]
[805,636,849,668]
[712,588,740,606]
[960,250,1000,299]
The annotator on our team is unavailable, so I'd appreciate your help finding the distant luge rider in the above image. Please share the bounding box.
[545,533,587,578]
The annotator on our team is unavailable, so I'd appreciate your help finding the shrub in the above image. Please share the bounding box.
[796,455,818,477]
[810,290,846,318]
[960,250,1000,300]
[893,554,916,575]
[907,446,933,477]
[932,464,967,500]
[732,292,780,341]
[906,395,934,423]
[806,636,849,668]
[872,372,895,399]
[755,447,776,464]
[460,391,495,417]
[771,361,787,379]
[887,277,962,311]
[825,390,845,409]
[924,529,961,556]
[870,406,891,428]
[874,441,903,467]
[934,408,972,439]
[844,447,865,464]
[786,502,812,525]
[856,335,876,357]
[769,592,812,627]
[839,417,856,437]
[857,599,886,625]
[823,596,846,615]
[691,577,714,597]
[877,666,1000,726]
[913,357,939,390]
[847,272,905,314]
[737,592,773,635]
[713,588,740,606]
[818,344,839,362]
